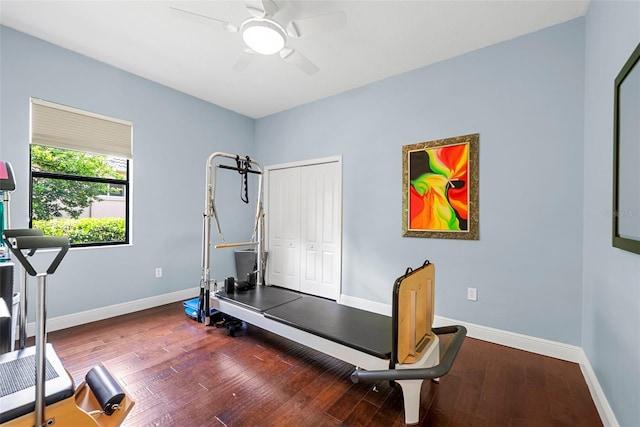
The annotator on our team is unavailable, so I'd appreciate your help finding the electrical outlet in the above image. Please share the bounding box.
[155,268,162,278]
[467,287,477,301]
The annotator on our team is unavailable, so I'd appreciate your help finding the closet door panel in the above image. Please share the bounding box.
[267,167,301,290]
[300,162,341,299]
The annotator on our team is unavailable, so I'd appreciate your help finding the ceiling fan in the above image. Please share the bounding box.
[169,0,347,75]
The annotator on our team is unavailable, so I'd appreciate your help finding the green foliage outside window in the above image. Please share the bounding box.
[33,218,126,245]
[31,145,128,245]
[31,145,123,220]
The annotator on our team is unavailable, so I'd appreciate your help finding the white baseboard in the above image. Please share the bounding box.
[578,349,620,427]
[340,294,584,362]
[339,293,616,426]
[340,294,392,316]
[24,290,616,426]
[432,315,584,363]
[26,287,199,336]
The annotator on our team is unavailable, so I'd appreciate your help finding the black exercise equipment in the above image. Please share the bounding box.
[0,230,134,427]
[199,152,265,326]
[211,260,466,425]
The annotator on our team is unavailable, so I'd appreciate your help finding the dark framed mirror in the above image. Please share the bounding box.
[613,42,640,255]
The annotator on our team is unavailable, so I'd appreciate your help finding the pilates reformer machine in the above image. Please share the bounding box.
[211,261,466,425]
[199,153,467,424]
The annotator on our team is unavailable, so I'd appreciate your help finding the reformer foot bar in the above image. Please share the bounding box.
[210,261,466,425]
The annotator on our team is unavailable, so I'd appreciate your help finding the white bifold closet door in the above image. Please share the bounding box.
[268,166,301,291]
[268,160,341,300]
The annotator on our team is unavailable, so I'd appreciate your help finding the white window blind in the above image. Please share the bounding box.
[31,98,132,159]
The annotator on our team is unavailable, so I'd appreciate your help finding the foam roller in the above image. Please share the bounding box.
[85,365,125,415]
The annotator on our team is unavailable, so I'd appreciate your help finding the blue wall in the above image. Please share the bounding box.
[583,1,640,426]
[256,18,586,346]
[0,26,255,317]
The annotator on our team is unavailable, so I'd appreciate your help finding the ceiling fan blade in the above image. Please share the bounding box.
[244,0,278,18]
[285,11,347,38]
[279,48,319,75]
[233,49,258,71]
[169,6,238,32]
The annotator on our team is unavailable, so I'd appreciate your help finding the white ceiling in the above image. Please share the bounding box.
[0,0,589,119]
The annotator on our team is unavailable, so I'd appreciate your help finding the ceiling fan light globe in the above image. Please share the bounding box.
[242,19,286,55]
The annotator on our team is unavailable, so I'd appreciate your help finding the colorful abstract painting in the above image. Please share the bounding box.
[402,134,479,240]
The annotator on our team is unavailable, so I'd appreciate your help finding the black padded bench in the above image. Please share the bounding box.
[217,286,392,359]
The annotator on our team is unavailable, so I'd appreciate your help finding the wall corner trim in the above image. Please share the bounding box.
[578,349,620,427]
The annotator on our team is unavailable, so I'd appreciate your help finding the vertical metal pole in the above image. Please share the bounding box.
[4,191,10,229]
[201,153,216,326]
[35,273,47,427]
[256,206,264,286]
[254,165,264,286]
[201,192,211,291]
[18,271,27,349]
[202,156,212,288]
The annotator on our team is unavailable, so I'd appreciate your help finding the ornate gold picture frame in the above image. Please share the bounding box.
[402,133,479,240]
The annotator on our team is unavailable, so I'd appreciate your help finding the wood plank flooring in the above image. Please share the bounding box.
[44,302,602,426]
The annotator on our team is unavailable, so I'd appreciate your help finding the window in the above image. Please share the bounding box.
[30,99,132,247]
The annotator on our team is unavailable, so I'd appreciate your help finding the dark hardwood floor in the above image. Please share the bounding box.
[45,302,602,426]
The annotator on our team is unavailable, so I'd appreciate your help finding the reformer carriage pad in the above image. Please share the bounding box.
[0,344,74,423]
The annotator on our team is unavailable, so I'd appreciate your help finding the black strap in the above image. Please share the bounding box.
[235,155,251,204]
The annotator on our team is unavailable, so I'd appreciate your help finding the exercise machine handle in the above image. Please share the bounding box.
[3,228,44,256]
[3,228,45,238]
[350,325,467,383]
[3,230,69,276]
